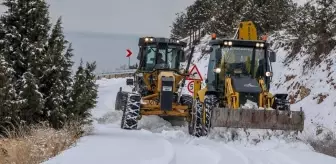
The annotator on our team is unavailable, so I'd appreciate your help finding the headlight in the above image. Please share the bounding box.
[137,73,143,77]
[265,72,272,77]
[145,38,149,42]
[256,43,264,47]
[214,68,221,73]
[224,41,232,46]
[150,38,153,41]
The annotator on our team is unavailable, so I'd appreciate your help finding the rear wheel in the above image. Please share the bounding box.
[203,94,219,136]
[121,93,141,130]
[115,90,128,111]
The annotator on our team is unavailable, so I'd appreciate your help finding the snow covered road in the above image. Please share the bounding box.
[44,78,336,164]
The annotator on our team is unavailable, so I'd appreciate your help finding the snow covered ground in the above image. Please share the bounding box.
[43,77,336,164]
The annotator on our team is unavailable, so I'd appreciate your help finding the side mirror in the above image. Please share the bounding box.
[215,48,222,60]
[269,51,276,62]
[126,78,134,85]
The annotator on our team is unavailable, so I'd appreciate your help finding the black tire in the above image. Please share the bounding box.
[180,94,193,108]
[203,94,218,136]
[188,98,203,137]
[115,91,128,111]
[120,93,141,130]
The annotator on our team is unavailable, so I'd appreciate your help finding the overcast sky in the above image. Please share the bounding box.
[1,0,195,37]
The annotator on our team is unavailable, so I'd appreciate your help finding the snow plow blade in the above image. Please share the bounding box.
[211,108,304,131]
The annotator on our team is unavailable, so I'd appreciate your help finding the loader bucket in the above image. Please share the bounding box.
[211,108,304,131]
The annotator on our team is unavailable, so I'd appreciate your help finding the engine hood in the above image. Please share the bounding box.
[231,76,261,93]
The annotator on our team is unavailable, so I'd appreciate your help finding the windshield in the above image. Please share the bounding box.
[142,45,181,71]
[220,47,265,77]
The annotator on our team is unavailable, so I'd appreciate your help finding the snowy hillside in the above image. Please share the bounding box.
[268,34,336,134]
[44,77,336,164]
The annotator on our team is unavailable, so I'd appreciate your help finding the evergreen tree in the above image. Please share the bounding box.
[68,60,98,126]
[0,55,22,131]
[0,0,51,80]
[18,70,44,125]
[68,60,86,122]
[81,61,98,125]
[42,17,68,128]
[170,12,188,39]
[61,43,75,110]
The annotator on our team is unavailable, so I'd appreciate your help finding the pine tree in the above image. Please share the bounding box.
[170,12,188,39]
[61,43,75,110]
[0,0,51,80]
[0,0,52,126]
[68,60,86,122]
[81,61,98,125]
[18,70,44,125]
[42,17,68,129]
[0,55,22,132]
[68,60,98,126]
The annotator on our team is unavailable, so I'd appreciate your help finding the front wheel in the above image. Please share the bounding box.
[188,98,203,137]
[202,94,218,136]
[120,93,141,130]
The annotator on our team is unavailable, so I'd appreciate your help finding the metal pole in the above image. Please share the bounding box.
[128,57,130,69]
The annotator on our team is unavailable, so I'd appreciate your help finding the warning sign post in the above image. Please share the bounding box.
[186,65,203,94]
[186,65,203,81]
[187,81,194,93]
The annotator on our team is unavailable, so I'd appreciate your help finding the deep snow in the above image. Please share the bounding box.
[44,27,336,163]
[43,78,336,164]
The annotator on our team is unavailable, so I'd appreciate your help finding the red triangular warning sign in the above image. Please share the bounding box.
[186,65,203,80]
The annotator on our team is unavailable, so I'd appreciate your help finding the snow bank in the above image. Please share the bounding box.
[268,35,336,138]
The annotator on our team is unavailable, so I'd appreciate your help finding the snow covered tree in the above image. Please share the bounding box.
[285,0,336,66]
[18,70,44,125]
[204,0,246,37]
[0,0,51,80]
[170,12,188,39]
[0,55,22,132]
[42,17,69,129]
[67,60,85,122]
[61,43,75,110]
[308,0,336,61]
[0,0,99,131]
[68,60,98,126]
[82,61,98,123]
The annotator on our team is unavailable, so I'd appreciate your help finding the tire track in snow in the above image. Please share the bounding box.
[269,149,302,164]
[152,133,222,164]
[185,138,222,164]
[138,129,177,164]
[222,144,251,164]
[189,138,251,164]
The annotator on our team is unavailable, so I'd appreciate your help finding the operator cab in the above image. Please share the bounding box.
[207,39,276,91]
[137,37,187,73]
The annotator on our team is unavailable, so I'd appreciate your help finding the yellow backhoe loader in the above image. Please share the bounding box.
[116,37,197,129]
[189,21,305,137]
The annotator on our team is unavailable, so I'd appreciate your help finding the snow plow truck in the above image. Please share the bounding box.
[188,21,305,137]
[115,37,199,130]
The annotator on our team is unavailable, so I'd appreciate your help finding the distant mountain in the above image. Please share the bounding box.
[64,31,140,73]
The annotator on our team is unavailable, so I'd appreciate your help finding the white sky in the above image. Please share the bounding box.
[0,0,195,37]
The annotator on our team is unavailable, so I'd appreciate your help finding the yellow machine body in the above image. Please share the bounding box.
[193,21,304,132]
[139,71,189,117]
